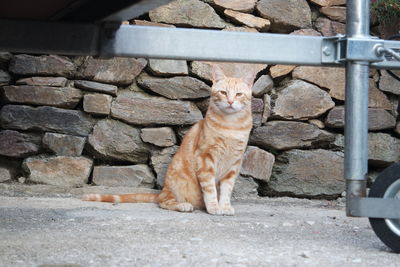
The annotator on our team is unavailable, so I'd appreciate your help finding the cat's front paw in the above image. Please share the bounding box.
[206,205,223,215]
[220,205,235,216]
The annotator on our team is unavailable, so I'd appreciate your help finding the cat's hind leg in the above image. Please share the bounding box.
[158,189,194,212]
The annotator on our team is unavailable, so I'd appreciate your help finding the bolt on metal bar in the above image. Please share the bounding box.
[345,0,370,215]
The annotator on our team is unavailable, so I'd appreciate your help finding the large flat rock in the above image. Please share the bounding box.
[250,121,334,150]
[111,91,203,126]
[320,6,346,23]
[137,73,210,100]
[306,71,393,110]
[16,77,67,87]
[292,66,345,100]
[252,74,273,97]
[83,93,113,116]
[42,132,86,156]
[270,65,296,78]
[22,155,93,187]
[0,130,41,158]
[0,105,96,137]
[140,127,177,147]
[9,54,75,77]
[272,80,335,120]
[76,57,147,85]
[256,0,312,33]
[325,106,396,131]
[190,61,214,82]
[379,70,400,95]
[240,146,275,182]
[269,149,345,197]
[149,0,225,29]
[148,59,188,77]
[368,133,400,167]
[2,85,82,108]
[92,165,155,188]
[291,67,390,109]
[315,17,345,36]
[88,119,150,163]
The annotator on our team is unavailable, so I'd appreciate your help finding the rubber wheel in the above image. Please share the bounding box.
[369,162,400,253]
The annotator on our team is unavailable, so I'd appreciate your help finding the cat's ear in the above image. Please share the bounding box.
[242,71,256,88]
[212,64,226,84]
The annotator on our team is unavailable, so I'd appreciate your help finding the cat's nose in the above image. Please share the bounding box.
[228,100,234,105]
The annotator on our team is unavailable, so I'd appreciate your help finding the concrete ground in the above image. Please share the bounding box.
[0,183,399,267]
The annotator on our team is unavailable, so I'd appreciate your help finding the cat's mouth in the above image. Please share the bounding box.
[224,105,239,113]
[215,101,242,113]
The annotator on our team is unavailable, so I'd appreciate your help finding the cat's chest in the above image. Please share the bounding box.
[212,137,246,179]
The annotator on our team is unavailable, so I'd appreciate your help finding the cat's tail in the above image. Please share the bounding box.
[82,193,159,203]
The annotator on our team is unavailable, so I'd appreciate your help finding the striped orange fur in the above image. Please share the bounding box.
[82,193,159,203]
[82,65,255,216]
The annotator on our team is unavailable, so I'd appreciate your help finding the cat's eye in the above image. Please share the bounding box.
[219,91,227,96]
[236,93,243,97]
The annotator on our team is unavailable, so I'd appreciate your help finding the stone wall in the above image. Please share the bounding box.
[0,0,399,199]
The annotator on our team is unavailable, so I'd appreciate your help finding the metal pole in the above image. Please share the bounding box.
[345,0,370,215]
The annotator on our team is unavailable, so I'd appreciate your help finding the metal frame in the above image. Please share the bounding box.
[2,19,400,70]
[0,0,399,219]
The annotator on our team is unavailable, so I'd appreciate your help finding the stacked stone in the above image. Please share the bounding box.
[0,0,399,199]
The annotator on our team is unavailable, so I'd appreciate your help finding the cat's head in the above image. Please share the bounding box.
[210,64,254,114]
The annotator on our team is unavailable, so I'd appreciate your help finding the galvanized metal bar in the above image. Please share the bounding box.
[348,198,400,219]
[1,18,400,70]
[101,0,174,22]
[344,0,370,216]
[100,25,325,65]
[0,19,99,56]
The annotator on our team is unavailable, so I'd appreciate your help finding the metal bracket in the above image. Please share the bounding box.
[322,36,384,63]
[321,35,345,64]
[322,35,400,69]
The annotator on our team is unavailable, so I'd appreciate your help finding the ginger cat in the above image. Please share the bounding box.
[83,65,255,215]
